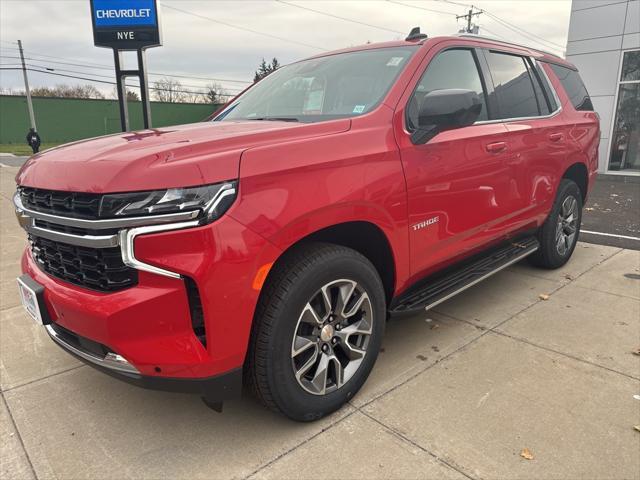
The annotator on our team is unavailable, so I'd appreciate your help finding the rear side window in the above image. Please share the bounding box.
[549,64,594,111]
[533,61,558,112]
[486,51,540,119]
[526,61,551,115]
[407,48,488,130]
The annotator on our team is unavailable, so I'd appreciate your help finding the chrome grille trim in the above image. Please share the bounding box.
[23,217,119,248]
[14,194,200,230]
[14,184,237,282]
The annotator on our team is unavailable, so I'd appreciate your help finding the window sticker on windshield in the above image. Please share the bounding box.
[353,105,366,114]
[387,57,404,67]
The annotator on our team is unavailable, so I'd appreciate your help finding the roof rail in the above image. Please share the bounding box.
[455,33,564,59]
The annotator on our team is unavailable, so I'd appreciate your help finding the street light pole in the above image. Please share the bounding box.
[17,40,37,131]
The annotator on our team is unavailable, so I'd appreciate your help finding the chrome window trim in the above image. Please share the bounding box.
[45,324,139,374]
[13,193,200,230]
[474,54,563,125]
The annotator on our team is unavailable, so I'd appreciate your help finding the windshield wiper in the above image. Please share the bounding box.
[248,117,300,122]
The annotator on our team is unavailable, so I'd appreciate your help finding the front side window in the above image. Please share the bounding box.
[407,48,488,130]
[215,46,417,123]
[486,51,540,119]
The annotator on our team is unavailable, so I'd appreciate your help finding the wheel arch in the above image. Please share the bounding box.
[562,162,589,202]
[263,221,397,304]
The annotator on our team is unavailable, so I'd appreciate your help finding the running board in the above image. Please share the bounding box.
[390,237,539,314]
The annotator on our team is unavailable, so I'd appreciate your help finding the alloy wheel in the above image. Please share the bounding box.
[555,195,578,256]
[290,279,373,395]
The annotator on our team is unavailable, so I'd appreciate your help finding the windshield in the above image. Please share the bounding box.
[215,46,418,123]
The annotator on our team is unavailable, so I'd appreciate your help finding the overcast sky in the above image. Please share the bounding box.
[0,0,572,98]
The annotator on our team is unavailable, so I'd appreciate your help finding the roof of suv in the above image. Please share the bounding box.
[309,34,575,70]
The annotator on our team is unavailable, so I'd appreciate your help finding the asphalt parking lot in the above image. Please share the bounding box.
[1,163,639,480]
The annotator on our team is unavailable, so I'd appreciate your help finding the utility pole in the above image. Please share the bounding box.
[457,6,483,34]
[17,40,37,131]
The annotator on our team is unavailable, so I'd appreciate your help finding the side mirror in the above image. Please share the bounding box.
[411,89,483,145]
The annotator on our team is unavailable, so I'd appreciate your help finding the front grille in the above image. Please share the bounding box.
[30,236,138,292]
[19,186,102,219]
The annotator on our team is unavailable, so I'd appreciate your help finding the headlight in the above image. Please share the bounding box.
[99,181,237,223]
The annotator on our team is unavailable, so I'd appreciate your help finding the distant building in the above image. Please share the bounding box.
[566,0,639,175]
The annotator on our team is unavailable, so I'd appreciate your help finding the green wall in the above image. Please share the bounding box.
[0,95,221,144]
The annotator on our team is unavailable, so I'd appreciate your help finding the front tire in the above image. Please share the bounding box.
[529,179,583,269]
[245,243,386,421]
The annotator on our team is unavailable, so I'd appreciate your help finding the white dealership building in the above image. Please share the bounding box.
[566,0,639,175]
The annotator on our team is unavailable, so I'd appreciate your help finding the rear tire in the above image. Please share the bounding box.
[245,243,386,422]
[529,179,582,269]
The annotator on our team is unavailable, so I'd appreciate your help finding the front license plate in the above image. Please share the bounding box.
[17,275,45,325]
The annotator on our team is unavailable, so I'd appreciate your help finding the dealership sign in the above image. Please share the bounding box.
[90,0,162,49]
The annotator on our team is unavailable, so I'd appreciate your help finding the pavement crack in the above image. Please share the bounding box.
[358,409,478,480]
[2,364,86,393]
[242,409,358,480]
[1,392,38,480]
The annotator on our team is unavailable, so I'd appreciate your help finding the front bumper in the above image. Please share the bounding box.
[20,212,281,387]
[46,319,242,399]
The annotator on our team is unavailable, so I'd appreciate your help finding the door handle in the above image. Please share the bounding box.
[485,141,507,153]
[549,132,564,142]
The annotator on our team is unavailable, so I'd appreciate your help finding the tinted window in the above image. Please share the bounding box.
[526,61,551,115]
[533,61,558,112]
[486,51,540,118]
[549,64,594,111]
[407,49,488,130]
[216,46,417,123]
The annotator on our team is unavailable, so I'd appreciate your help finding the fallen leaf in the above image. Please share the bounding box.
[564,274,573,280]
[632,347,640,356]
[539,294,550,301]
[585,207,595,212]
[520,448,534,460]
[634,426,640,433]
[430,324,440,330]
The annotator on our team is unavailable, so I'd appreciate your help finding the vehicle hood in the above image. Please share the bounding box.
[16,119,351,193]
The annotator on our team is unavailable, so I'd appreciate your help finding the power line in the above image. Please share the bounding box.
[385,0,458,17]
[0,67,238,97]
[0,50,252,85]
[276,0,405,35]
[435,0,565,50]
[483,12,565,51]
[20,63,245,93]
[161,3,328,52]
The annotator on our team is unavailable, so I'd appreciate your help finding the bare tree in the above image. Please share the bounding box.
[109,86,140,101]
[152,77,185,103]
[205,82,228,104]
[30,84,105,99]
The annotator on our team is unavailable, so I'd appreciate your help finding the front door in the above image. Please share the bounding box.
[394,46,513,281]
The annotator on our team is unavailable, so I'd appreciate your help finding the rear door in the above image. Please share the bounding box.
[480,49,565,225]
[394,44,513,280]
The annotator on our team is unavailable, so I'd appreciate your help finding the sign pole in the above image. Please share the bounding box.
[17,40,37,131]
[90,0,161,132]
[137,49,152,129]
[113,49,130,132]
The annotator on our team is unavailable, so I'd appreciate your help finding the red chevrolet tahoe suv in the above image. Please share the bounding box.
[14,31,599,421]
